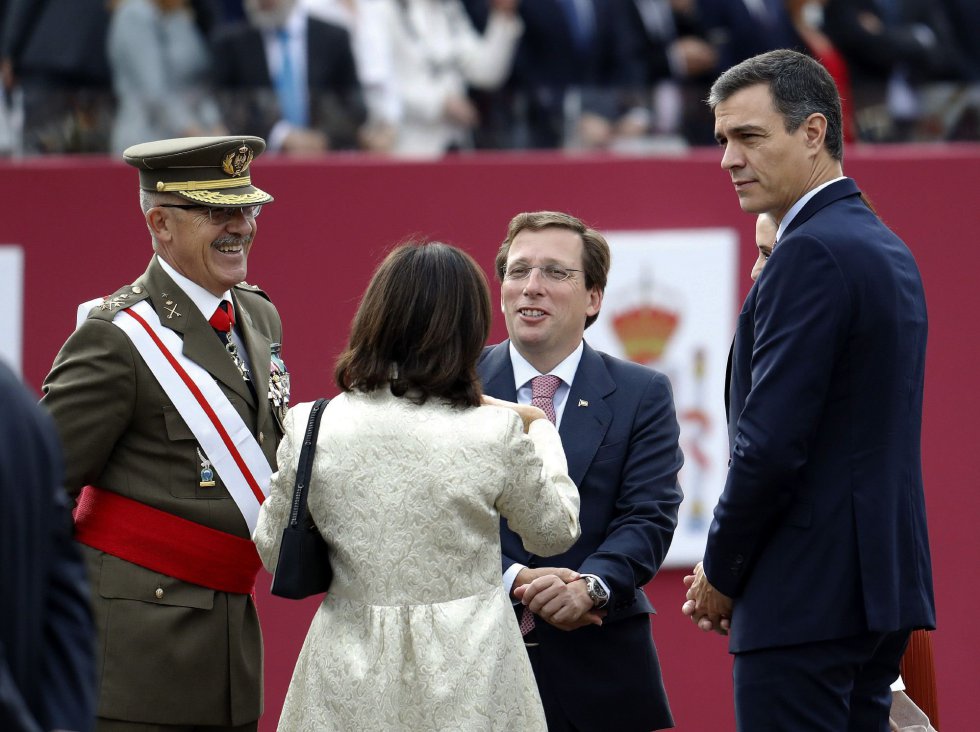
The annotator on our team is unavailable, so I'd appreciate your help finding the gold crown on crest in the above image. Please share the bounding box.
[612,306,679,365]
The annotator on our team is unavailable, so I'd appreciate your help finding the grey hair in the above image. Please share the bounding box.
[708,49,844,161]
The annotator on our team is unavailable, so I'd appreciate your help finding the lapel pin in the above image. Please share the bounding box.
[578,399,589,407]
[165,303,182,319]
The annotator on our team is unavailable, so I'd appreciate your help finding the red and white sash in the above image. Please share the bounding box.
[113,299,271,532]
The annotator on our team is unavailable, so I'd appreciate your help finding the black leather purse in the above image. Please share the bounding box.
[270,398,333,599]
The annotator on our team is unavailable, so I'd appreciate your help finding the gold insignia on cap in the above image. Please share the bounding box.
[222,144,254,177]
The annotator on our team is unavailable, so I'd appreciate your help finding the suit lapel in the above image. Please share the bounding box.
[560,343,613,486]
[478,342,519,402]
[143,260,255,406]
[724,336,734,421]
[236,293,270,415]
[480,341,614,487]
[783,178,862,238]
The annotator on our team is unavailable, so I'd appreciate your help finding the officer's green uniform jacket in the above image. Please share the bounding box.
[41,255,285,726]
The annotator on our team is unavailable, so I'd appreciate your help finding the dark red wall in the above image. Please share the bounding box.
[3,147,977,731]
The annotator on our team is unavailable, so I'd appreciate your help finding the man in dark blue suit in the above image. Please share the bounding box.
[211,0,366,152]
[685,49,935,731]
[0,360,96,732]
[478,211,683,731]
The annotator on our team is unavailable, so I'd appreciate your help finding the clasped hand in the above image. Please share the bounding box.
[513,567,605,631]
[681,561,733,636]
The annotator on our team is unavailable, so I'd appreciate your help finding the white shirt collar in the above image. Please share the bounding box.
[157,256,231,321]
[776,176,847,243]
[508,340,584,391]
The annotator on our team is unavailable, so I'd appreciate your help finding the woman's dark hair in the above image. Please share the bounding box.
[334,241,492,408]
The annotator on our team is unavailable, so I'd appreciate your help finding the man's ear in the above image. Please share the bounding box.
[145,206,173,242]
[587,287,603,318]
[803,112,828,152]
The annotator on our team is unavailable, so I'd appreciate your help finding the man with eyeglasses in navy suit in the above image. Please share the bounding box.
[478,210,684,731]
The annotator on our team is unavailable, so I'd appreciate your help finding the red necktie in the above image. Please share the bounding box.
[209,300,235,333]
[520,374,563,636]
[209,300,250,383]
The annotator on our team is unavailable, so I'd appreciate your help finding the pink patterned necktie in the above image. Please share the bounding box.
[530,374,561,424]
[520,374,563,636]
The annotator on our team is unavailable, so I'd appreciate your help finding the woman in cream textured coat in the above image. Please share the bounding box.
[254,241,581,730]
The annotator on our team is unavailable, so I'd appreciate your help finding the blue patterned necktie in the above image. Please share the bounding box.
[275,28,308,127]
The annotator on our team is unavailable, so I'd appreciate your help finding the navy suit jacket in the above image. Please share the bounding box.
[478,341,683,732]
[705,178,936,654]
[698,0,802,74]
[0,362,95,732]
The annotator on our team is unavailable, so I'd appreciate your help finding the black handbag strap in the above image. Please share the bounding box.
[287,398,329,529]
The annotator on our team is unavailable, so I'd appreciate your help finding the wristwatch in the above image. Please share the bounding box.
[582,574,609,609]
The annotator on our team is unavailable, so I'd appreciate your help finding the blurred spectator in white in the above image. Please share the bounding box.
[212,0,367,154]
[107,0,227,155]
[0,0,112,153]
[303,0,399,151]
[375,0,522,157]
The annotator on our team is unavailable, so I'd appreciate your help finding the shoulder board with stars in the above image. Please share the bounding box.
[86,283,150,322]
[233,280,271,301]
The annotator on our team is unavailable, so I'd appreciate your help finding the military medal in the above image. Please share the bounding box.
[269,343,290,422]
[222,336,250,382]
[197,446,216,487]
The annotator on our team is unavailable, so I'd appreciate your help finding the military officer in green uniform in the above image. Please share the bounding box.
[41,136,288,732]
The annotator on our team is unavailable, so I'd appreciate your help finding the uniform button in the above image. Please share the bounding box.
[258,431,265,444]
[132,285,143,294]
[155,588,164,599]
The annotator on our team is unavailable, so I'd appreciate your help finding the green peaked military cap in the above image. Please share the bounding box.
[123,135,274,206]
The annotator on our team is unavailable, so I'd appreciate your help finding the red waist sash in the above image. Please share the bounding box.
[73,485,263,595]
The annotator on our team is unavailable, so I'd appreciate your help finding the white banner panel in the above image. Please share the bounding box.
[586,229,738,568]
[0,245,24,375]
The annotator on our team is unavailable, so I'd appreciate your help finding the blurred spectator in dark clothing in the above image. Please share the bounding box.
[699,0,803,72]
[938,0,980,81]
[212,0,367,153]
[823,0,969,83]
[199,0,248,32]
[0,0,112,153]
[465,0,643,149]
[823,0,971,139]
[626,0,716,88]
[0,360,96,732]
[612,0,718,144]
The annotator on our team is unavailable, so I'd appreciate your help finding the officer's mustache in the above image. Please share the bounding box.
[211,235,252,249]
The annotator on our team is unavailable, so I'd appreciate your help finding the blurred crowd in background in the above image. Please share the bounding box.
[0,0,977,158]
